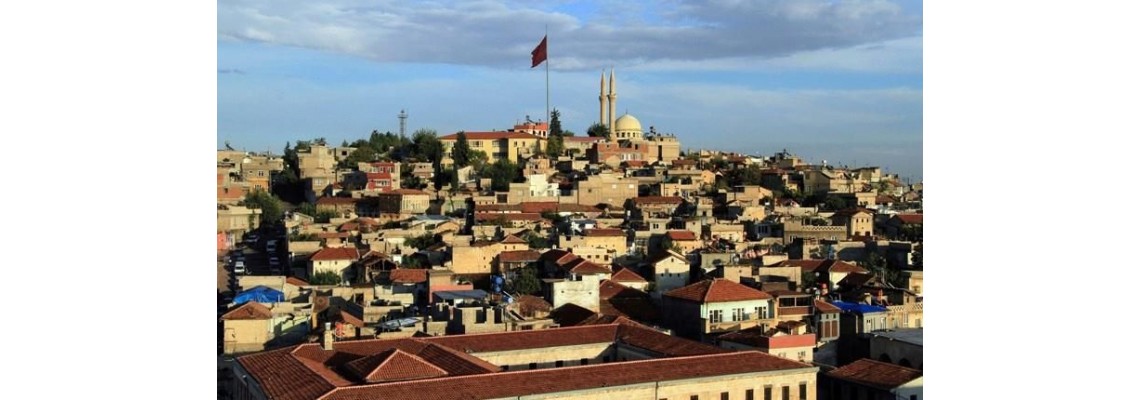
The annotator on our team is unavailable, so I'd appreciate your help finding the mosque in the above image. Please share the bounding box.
[594,69,680,163]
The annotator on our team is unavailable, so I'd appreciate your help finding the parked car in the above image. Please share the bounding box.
[266,240,278,253]
[233,260,246,275]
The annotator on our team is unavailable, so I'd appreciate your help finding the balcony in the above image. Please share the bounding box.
[702,316,772,333]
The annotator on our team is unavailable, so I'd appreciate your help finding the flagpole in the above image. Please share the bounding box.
[545,26,550,125]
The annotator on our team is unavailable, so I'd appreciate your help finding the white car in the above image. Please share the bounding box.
[233,260,246,275]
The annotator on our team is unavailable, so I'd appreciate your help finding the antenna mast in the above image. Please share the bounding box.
[398,109,408,139]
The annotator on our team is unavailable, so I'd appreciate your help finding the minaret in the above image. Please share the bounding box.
[599,71,607,128]
[607,68,617,140]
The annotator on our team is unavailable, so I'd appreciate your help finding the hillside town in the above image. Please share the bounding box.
[216,72,923,400]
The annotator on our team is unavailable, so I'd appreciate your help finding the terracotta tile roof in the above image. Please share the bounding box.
[825,358,922,390]
[510,294,552,318]
[549,303,598,326]
[336,310,366,329]
[539,249,578,266]
[610,268,648,283]
[632,196,684,206]
[615,323,729,357]
[311,247,361,261]
[317,197,358,205]
[474,204,521,212]
[388,268,428,284]
[599,280,640,300]
[338,222,360,232]
[876,195,896,204]
[719,328,817,349]
[286,277,310,287]
[565,258,612,275]
[766,259,825,273]
[423,324,619,353]
[320,351,813,400]
[497,250,542,263]
[665,230,698,241]
[814,299,842,313]
[895,213,923,224]
[237,347,342,400]
[499,234,527,244]
[412,343,501,375]
[584,228,625,237]
[342,349,449,383]
[825,260,868,273]
[664,279,772,303]
[599,297,660,324]
[440,131,537,140]
[221,301,272,320]
[518,201,559,213]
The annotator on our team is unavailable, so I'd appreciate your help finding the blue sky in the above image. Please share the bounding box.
[219,0,923,180]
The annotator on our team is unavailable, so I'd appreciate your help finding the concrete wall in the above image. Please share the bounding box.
[652,256,690,297]
[523,368,818,400]
[475,342,615,371]
[222,319,270,354]
[549,274,601,312]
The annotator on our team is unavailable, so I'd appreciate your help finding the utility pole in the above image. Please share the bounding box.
[398,109,408,139]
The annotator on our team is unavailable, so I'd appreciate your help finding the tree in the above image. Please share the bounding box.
[586,122,610,140]
[340,146,378,169]
[241,188,285,226]
[341,140,349,147]
[483,158,519,192]
[822,196,853,211]
[310,271,342,286]
[313,209,339,223]
[801,271,819,291]
[453,131,472,167]
[410,129,443,166]
[523,231,549,249]
[468,149,489,172]
[401,256,426,269]
[546,109,565,158]
[313,137,327,146]
[405,232,437,250]
[864,253,908,288]
[509,266,542,295]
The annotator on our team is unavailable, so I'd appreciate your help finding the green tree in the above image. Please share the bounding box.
[401,256,426,269]
[310,271,342,285]
[801,271,819,291]
[405,232,437,250]
[313,137,327,146]
[453,131,472,167]
[410,129,443,165]
[523,231,549,249]
[546,109,565,158]
[864,253,908,288]
[586,122,610,140]
[468,149,489,172]
[340,146,378,169]
[241,188,285,226]
[509,266,542,295]
[313,209,339,223]
[483,158,519,191]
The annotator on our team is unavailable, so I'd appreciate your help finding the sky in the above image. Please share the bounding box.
[218,0,923,181]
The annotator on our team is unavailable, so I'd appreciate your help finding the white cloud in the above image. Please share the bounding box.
[218,0,921,71]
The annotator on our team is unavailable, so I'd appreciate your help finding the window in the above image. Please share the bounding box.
[754,307,763,319]
[502,365,509,371]
[603,356,611,362]
[798,351,806,361]
[763,386,772,400]
[580,358,588,365]
[555,360,564,367]
[910,396,917,400]
[781,386,789,400]
[710,309,723,323]
[721,393,729,400]
[798,383,806,400]
[746,389,754,400]
[690,396,699,400]
[732,308,744,322]
[529,363,537,370]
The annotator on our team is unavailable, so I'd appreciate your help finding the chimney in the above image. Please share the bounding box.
[322,322,334,350]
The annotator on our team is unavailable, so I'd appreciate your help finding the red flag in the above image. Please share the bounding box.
[531,35,547,68]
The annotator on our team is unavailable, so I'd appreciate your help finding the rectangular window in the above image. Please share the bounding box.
[691,396,699,400]
[529,363,537,370]
[502,365,509,371]
[581,358,588,365]
[555,360,564,367]
[721,393,729,400]
[763,386,772,400]
[746,389,754,400]
[710,309,723,323]
[798,383,806,400]
[781,386,789,400]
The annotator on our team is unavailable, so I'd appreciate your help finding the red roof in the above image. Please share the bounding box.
[321,351,810,400]
[389,268,428,284]
[585,228,625,237]
[610,268,647,283]
[564,136,605,143]
[498,250,542,263]
[895,213,923,224]
[286,277,310,287]
[423,324,618,354]
[664,279,772,303]
[221,302,272,320]
[719,328,816,349]
[565,258,612,275]
[632,196,684,205]
[826,358,923,390]
[500,234,527,244]
[665,230,698,241]
[440,131,537,140]
[311,247,361,261]
[814,299,841,313]
[343,349,449,383]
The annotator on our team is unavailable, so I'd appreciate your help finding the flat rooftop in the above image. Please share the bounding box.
[870,328,923,346]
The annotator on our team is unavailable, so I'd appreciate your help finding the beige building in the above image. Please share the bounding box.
[217,204,261,248]
[308,247,362,281]
[572,172,639,207]
[239,155,285,192]
[661,279,775,342]
[644,132,682,163]
[450,235,530,275]
[375,189,430,214]
[558,228,628,256]
[232,322,819,400]
[440,131,544,163]
[220,302,273,354]
[648,250,691,297]
[831,208,875,238]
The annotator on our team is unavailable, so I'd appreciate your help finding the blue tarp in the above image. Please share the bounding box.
[831,301,888,314]
[234,285,285,304]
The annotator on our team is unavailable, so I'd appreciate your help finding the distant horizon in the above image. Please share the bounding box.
[219,1,922,181]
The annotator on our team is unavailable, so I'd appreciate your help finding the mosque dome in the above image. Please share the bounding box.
[614,114,642,134]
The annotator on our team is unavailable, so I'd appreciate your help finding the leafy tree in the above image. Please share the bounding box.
[296,202,317,217]
[405,232,437,250]
[453,131,472,167]
[725,165,764,187]
[483,158,519,191]
[822,196,853,211]
[586,122,610,140]
[341,140,349,147]
[864,253,908,288]
[340,146,378,169]
[410,129,443,166]
[523,231,549,249]
[310,271,342,286]
[561,130,577,137]
[546,109,565,158]
[313,209,339,223]
[801,271,819,291]
[401,256,426,269]
[911,244,923,270]
[313,137,327,146]
[241,188,285,226]
[468,149,489,172]
[509,266,542,295]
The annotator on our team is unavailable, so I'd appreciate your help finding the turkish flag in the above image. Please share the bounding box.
[531,35,547,68]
